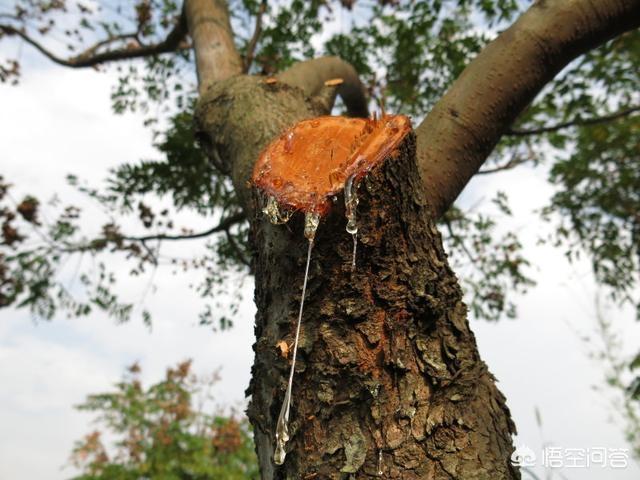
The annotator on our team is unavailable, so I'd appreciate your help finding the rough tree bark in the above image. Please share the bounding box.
[187,1,640,479]
[194,79,518,478]
[249,133,518,479]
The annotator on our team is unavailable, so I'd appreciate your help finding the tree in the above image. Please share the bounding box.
[1,0,639,478]
[69,360,259,479]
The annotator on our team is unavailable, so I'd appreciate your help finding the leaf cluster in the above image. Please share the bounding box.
[70,360,259,479]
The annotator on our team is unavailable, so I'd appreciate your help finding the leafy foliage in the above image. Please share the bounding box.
[246,0,323,74]
[440,193,534,321]
[0,104,249,328]
[108,101,238,216]
[0,1,195,117]
[487,31,640,318]
[324,0,520,116]
[0,175,139,322]
[543,117,640,315]
[70,360,259,479]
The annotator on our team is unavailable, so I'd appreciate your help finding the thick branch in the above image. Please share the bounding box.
[0,12,188,68]
[184,0,242,93]
[508,104,640,136]
[415,0,640,218]
[277,56,369,117]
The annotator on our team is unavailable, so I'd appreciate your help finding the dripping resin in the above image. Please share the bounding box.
[251,113,412,467]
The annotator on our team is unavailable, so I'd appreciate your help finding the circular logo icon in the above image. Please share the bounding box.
[511,444,536,467]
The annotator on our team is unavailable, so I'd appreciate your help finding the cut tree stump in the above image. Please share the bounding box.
[252,114,411,215]
[248,114,518,480]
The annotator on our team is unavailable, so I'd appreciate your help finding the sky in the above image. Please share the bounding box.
[1,15,640,480]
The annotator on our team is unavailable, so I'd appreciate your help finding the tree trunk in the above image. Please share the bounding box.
[195,76,519,480]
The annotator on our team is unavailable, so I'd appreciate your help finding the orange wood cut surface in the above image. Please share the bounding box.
[252,114,412,215]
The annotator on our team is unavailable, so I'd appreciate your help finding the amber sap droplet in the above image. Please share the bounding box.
[274,440,287,465]
[284,131,295,154]
[304,211,320,241]
[344,175,359,270]
[344,175,359,235]
[272,176,284,188]
[263,196,292,225]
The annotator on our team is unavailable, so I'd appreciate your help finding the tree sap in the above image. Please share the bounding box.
[344,173,359,271]
[274,211,319,465]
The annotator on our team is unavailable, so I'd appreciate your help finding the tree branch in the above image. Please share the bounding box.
[442,216,478,263]
[243,0,266,73]
[277,56,369,117]
[508,104,640,136]
[224,228,250,267]
[184,0,242,93]
[476,154,532,175]
[415,0,640,218]
[121,212,245,242]
[0,11,188,68]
